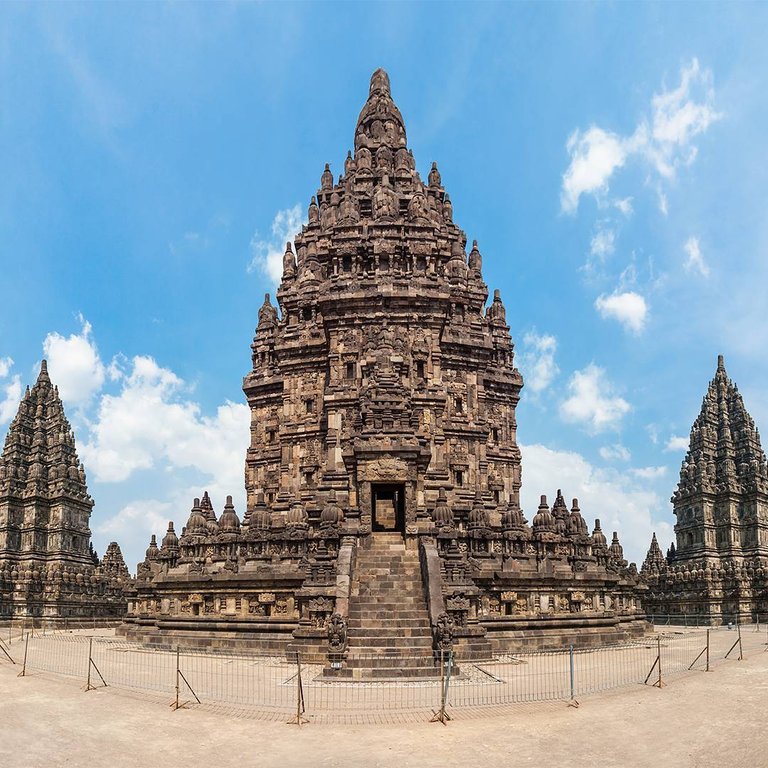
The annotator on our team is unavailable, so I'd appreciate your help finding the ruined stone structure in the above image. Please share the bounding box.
[0,361,128,620]
[642,356,768,622]
[124,70,646,666]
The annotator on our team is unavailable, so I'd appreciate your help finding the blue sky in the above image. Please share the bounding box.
[1,2,767,570]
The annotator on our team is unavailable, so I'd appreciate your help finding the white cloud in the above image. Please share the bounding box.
[665,435,689,452]
[600,443,631,462]
[80,355,250,487]
[248,204,304,283]
[683,236,710,277]
[614,197,633,216]
[631,466,668,480]
[561,127,628,213]
[658,189,668,216]
[594,290,648,334]
[559,364,631,433]
[561,59,721,213]
[590,228,616,259]
[43,315,105,406]
[96,498,175,569]
[520,443,672,564]
[519,331,559,393]
[81,353,251,568]
[648,58,721,177]
[0,357,22,425]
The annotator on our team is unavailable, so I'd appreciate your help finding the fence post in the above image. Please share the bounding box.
[287,651,308,725]
[17,632,29,677]
[430,649,452,724]
[174,646,180,710]
[84,636,107,691]
[645,635,665,688]
[568,644,579,707]
[725,620,743,661]
[657,635,663,687]
[706,628,710,671]
[0,635,15,665]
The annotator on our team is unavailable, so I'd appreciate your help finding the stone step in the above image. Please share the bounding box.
[348,607,429,616]
[349,628,428,634]
[357,559,421,573]
[348,611,430,629]
[345,654,435,669]
[350,595,426,611]
[347,537,433,659]
[347,620,430,630]
[348,629,431,638]
[349,635,433,646]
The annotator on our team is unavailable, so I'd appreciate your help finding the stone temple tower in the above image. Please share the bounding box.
[642,356,768,622]
[0,361,127,620]
[127,70,645,661]
[245,67,523,538]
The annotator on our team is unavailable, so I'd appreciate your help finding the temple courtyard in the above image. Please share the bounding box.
[1,632,766,768]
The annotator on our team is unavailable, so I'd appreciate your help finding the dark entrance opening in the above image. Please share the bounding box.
[371,483,406,533]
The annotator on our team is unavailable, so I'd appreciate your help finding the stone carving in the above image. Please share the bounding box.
[362,457,409,481]
[435,612,454,651]
[327,613,348,651]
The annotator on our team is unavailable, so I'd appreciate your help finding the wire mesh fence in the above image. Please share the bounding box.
[1,621,765,724]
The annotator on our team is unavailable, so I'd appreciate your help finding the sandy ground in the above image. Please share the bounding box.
[1,641,767,768]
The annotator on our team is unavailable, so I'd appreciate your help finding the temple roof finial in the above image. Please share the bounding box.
[369,68,391,95]
[717,353,725,372]
[37,359,50,384]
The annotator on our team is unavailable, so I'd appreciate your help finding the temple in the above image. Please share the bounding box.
[0,361,128,620]
[642,356,768,622]
[124,69,646,666]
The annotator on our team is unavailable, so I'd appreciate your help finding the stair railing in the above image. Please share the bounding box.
[419,538,453,656]
[328,535,357,666]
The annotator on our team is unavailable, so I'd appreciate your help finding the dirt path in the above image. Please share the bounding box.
[1,647,766,768]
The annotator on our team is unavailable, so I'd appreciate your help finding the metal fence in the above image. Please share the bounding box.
[1,622,766,725]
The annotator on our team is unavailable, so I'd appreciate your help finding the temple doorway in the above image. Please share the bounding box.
[371,483,405,533]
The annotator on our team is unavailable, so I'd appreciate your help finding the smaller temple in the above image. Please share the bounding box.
[0,361,128,620]
[642,356,768,622]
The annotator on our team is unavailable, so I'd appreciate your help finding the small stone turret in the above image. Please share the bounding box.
[145,534,159,561]
[566,498,588,536]
[248,492,271,531]
[320,490,344,528]
[219,495,241,534]
[591,519,607,548]
[532,495,555,534]
[641,532,665,575]
[101,542,130,580]
[185,498,208,536]
[160,522,179,553]
[432,488,453,529]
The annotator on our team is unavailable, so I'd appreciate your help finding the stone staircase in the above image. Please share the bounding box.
[342,533,437,678]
